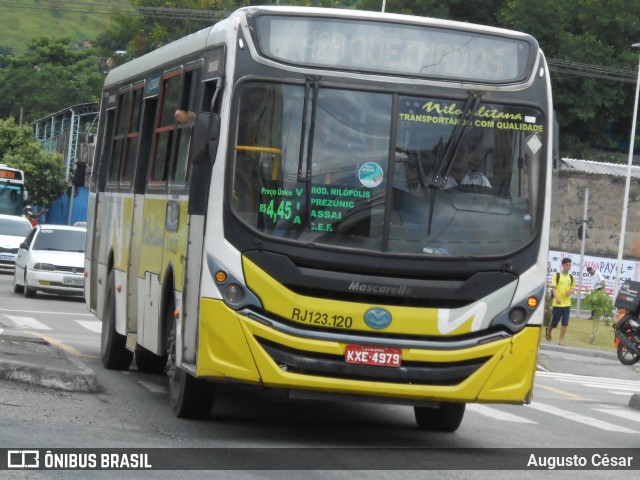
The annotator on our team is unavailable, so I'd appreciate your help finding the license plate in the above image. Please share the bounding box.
[0,254,15,261]
[344,345,402,367]
[63,276,84,286]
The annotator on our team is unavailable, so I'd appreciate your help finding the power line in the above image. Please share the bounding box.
[547,59,637,84]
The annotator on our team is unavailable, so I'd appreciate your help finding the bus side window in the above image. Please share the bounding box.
[96,108,115,193]
[108,91,130,188]
[149,73,181,184]
[121,85,144,187]
[171,68,201,185]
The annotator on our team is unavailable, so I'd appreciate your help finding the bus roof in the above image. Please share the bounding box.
[104,6,538,89]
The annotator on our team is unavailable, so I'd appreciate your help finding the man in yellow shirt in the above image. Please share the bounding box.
[546,257,576,345]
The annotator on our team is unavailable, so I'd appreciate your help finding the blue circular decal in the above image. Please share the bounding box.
[364,307,392,330]
[358,162,384,188]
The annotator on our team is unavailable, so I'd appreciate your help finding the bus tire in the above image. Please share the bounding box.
[414,402,465,432]
[100,270,133,370]
[135,344,168,374]
[167,306,215,418]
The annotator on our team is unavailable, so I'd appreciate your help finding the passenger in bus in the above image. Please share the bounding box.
[175,109,196,124]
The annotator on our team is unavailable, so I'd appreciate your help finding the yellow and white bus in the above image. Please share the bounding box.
[85,6,552,432]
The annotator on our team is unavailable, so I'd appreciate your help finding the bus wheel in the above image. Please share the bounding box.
[100,270,133,370]
[135,344,168,374]
[414,403,465,432]
[167,308,215,418]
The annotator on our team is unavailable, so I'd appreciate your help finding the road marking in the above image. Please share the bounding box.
[609,391,634,396]
[76,320,102,333]
[526,402,638,433]
[582,383,640,392]
[138,381,167,394]
[0,307,93,317]
[592,407,640,423]
[535,384,589,401]
[537,371,640,389]
[6,315,51,330]
[466,404,536,423]
[27,332,99,359]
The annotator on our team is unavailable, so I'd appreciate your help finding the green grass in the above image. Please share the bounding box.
[542,316,617,353]
[0,0,129,54]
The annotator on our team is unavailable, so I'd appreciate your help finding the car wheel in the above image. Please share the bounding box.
[100,270,133,370]
[23,271,36,298]
[12,271,23,294]
[414,402,466,432]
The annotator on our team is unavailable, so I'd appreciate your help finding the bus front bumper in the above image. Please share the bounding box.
[195,298,540,404]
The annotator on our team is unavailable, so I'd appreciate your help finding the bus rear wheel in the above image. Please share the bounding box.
[166,305,215,418]
[100,270,133,370]
[414,402,465,432]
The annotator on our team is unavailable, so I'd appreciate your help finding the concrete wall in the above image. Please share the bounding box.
[550,170,640,259]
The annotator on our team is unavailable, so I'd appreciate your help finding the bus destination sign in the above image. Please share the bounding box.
[0,168,20,180]
[256,15,534,83]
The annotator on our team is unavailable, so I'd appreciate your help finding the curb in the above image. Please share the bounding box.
[0,334,97,393]
[538,343,617,361]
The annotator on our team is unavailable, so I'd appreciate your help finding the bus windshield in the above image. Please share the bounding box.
[231,82,546,257]
[0,184,25,216]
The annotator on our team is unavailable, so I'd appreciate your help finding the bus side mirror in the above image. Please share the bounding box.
[190,113,221,165]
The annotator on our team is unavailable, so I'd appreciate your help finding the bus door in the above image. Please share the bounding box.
[122,84,151,336]
[127,73,162,347]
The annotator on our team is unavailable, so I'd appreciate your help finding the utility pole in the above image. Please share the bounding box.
[576,188,589,316]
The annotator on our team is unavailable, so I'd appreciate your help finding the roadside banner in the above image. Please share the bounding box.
[548,250,640,298]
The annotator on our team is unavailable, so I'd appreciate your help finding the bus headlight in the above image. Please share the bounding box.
[223,283,245,304]
[508,307,527,325]
[489,285,546,333]
[206,254,263,311]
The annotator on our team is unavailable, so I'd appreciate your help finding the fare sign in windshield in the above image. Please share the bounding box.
[255,15,534,83]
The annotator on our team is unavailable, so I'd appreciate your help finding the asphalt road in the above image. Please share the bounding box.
[1,271,639,479]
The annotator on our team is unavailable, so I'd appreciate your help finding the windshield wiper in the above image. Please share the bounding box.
[426,94,481,237]
[431,93,482,189]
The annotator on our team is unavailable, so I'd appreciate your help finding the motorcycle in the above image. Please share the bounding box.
[613,280,640,365]
[614,310,640,365]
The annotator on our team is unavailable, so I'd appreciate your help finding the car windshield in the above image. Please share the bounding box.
[0,217,31,236]
[230,82,546,257]
[33,229,86,252]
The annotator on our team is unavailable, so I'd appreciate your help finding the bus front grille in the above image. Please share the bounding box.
[256,338,489,386]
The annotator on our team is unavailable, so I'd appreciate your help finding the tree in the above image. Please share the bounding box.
[0,37,105,124]
[499,0,640,157]
[96,0,239,63]
[95,0,640,160]
[0,118,68,206]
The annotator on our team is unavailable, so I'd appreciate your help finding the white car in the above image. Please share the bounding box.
[13,224,86,298]
[0,214,33,272]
